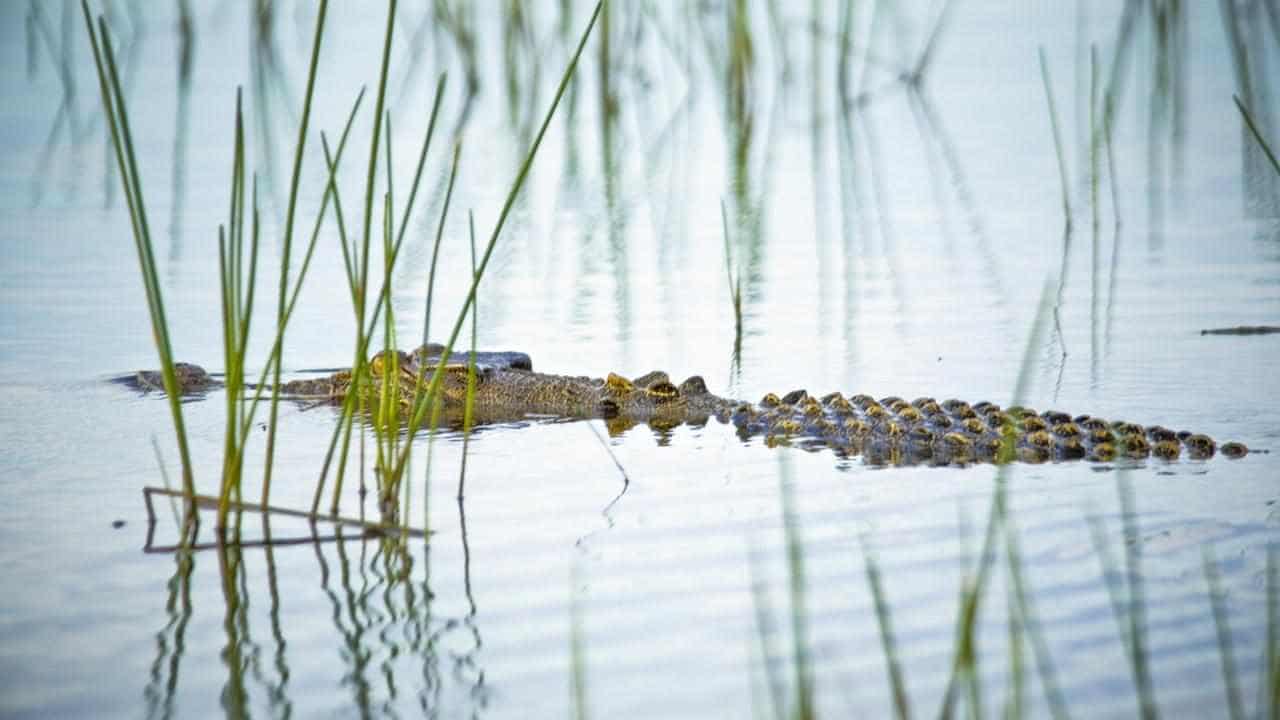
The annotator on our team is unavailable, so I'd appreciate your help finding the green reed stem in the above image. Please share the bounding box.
[1085,512,1134,657]
[390,0,603,487]
[402,139,463,522]
[1004,515,1070,720]
[81,3,195,515]
[452,208,481,508]
[350,0,397,361]
[721,197,742,340]
[1038,47,1072,227]
[940,280,1054,719]
[1090,45,1099,237]
[570,560,590,720]
[466,209,478,431]
[1117,477,1159,720]
[1267,545,1278,716]
[747,540,784,720]
[1202,547,1244,720]
[375,110,397,484]
[330,26,452,514]
[1103,84,1121,228]
[1234,95,1280,176]
[860,535,912,720]
[422,139,462,350]
[261,0,329,507]
[217,89,249,529]
[778,456,814,720]
[400,74,448,256]
[235,87,362,451]
[328,63,448,517]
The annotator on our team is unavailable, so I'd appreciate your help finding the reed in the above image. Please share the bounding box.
[1090,45,1100,238]
[329,0,398,513]
[1103,80,1121,228]
[404,137,462,522]
[215,89,259,530]
[451,208,481,509]
[1118,476,1159,719]
[260,0,329,503]
[81,1,196,524]
[571,560,590,720]
[1003,515,1070,720]
[748,538,784,720]
[318,70,450,520]
[859,535,912,720]
[940,279,1055,718]
[214,82,367,521]
[721,198,744,342]
[1234,95,1280,176]
[1202,547,1245,720]
[387,0,604,492]
[1038,47,1072,227]
[778,457,814,720]
[1267,546,1278,716]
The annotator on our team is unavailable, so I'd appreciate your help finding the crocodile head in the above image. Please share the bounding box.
[413,343,533,372]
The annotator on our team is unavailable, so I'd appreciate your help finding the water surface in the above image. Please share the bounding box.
[1,1,1278,717]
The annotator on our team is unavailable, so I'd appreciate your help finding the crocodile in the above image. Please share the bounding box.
[125,344,1251,466]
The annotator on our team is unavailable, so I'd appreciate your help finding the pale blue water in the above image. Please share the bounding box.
[1,1,1278,718]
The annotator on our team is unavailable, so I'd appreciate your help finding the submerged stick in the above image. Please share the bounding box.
[144,486,427,539]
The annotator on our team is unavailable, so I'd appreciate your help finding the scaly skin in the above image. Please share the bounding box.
[127,346,1251,466]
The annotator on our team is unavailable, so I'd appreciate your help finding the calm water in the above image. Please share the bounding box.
[2,1,1278,718]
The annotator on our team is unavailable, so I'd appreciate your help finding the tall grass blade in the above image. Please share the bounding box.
[859,535,911,720]
[941,280,1054,719]
[217,88,252,529]
[329,0,401,511]
[1202,547,1244,720]
[748,540,784,720]
[1267,545,1278,717]
[231,87,364,514]
[261,0,329,504]
[391,0,604,484]
[1086,511,1134,657]
[235,89,361,466]
[1117,477,1159,720]
[1004,565,1026,720]
[1038,47,1072,226]
[777,456,814,720]
[1103,84,1122,227]
[570,561,589,720]
[81,2,195,520]
[721,197,743,341]
[329,14,457,515]
[1234,95,1280,177]
[1090,45,1099,236]
[1004,516,1071,720]
[422,139,462,352]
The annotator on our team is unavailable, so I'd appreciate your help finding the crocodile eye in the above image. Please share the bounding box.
[471,363,494,382]
[646,381,680,401]
[605,373,636,395]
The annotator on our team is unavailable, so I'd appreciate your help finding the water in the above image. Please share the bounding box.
[2,1,1278,717]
